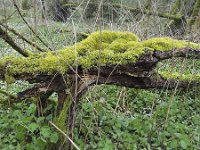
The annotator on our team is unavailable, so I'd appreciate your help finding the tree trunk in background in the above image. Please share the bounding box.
[188,0,200,31]
[53,0,70,22]
[166,0,200,36]
[41,0,46,19]
[167,0,186,36]
[21,0,31,10]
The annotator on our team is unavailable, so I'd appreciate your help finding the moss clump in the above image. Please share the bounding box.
[142,37,200,51]
[0,49,76,75]
[159,71,200,81]
[0,30,199,76]
[68,30,139,56]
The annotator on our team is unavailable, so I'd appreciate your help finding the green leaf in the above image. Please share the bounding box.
[35,138,47,148]
[16,131,26,141]
[16,143,22,150]
[50,133,59,143]
[29,123,39,132]
[169,140,177,149]
[180,140,188,149]
[41,127,51,138]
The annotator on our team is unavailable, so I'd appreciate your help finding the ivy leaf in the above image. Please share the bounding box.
[16,131,25,141]
[50,133,59,143]
[180,140,188,149]
[29,123,39,132]
[41,127,51,138]
[169,140,177,149]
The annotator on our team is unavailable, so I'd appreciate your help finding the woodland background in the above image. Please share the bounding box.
[0,0,200,149]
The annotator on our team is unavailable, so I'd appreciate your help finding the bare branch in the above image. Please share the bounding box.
[12,0,53,51]
[0,26,30,57]
[0,22,47,52]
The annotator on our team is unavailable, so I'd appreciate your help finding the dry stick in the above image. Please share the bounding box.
[68,20,78,150]
[12,0,52,51]
[0,23,46,52]
[49,121,81,150]
[95,0,103,85]
[0,10,17,23]
[0,26,30,57]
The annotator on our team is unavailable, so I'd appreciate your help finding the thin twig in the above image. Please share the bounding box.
[0,26,30,57]
[49,121,81,150]
[12,0,52,51]
[64,2,183,20]
[0,22,47,52]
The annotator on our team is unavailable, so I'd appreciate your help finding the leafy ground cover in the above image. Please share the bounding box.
[1,84,200,149]
[0,81,58,150]
[73,86,200,150]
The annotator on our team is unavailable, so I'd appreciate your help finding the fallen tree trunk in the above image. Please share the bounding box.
[0,30,200,149]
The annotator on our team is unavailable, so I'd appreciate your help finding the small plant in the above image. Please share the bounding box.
[0,102,59,150]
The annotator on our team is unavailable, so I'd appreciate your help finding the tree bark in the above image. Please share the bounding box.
[53,0,70,22]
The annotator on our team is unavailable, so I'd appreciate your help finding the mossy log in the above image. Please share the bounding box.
[0,30,200,100]
[0,31,200,148]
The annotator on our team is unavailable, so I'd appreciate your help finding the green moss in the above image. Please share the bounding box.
[5,73,16,84]
[142,37,200,51]
[191,0,200,17]
[54,99,72,132]
[159,71,200,81]
[0,30,199,76]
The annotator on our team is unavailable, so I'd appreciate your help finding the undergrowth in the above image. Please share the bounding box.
[0,0,200,150]
[74,86,200,150]
[0,101,58,150]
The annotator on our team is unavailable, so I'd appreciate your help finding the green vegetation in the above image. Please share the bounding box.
[0,96,58,150]
[159,71,200,81]
[74,86,200,149]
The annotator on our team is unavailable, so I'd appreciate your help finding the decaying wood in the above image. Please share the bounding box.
[0,38,199,148]
[1,48,197,104]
